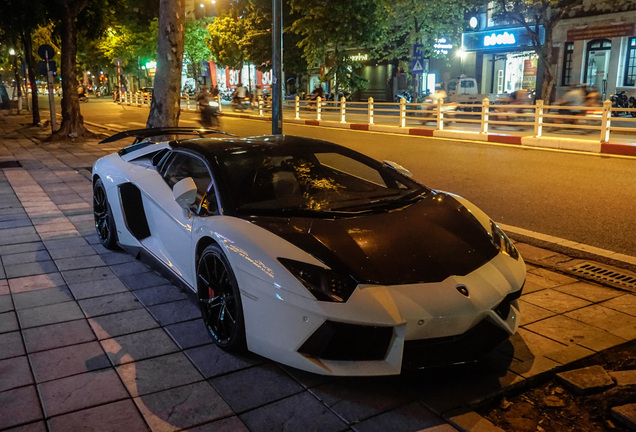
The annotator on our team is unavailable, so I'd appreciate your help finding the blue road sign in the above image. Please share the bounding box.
[411,58,425,74]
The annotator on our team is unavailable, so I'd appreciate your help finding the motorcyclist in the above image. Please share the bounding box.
[556,84,586,122]
[196,85,219,127]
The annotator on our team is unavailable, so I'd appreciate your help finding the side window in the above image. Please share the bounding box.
[162,152,213,211]
[447,81,457,91]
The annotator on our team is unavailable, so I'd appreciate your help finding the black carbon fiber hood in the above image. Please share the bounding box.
[244,192,498,285]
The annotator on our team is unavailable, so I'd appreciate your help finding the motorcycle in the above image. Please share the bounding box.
[78,92,88,103]
[629,95,636,117]
[609,91,629,116]
[395,89,412,103]
[200,100,220,127]
[232,95,250,111]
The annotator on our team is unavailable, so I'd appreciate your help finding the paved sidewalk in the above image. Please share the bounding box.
[1,112,635,432]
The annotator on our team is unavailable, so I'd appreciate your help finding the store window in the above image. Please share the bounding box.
[562,42,574,86]
[584,39,611,88]
[624,38,636,86]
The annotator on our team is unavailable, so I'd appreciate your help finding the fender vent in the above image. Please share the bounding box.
[569,263,636,290]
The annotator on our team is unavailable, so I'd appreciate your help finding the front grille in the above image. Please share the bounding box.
[299,321,393,361]
[569,263,636,290]
[402,319,509,370]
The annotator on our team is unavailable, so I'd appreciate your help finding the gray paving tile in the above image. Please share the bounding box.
[524,315,613,348]
[0,331,25,360]
[211,363,304,412]
[5,260,58,279]
[12,285,73,310]
[239,391,347,432]
[4,420,47,432]
[54,254,107,271]
[352,402,448,432]
[100,251,137,265]
[17,301,84,329]
[88,308,160,340]
[117,352,203,397]
[43,237,90,250]
[133,283,189,307]
[1,249,51,266]
[554,281,623,303]
[23,319,96,353]
[61,266,117,285]
[120,271,169,290]
[0,232,41,246]
[133,381,233,432]
[0,355,34,392]
[100,328,180,365]
[0,311,19,334]
[38,369,128,417]
[189,417,250,432]
[67,278,129,300]
[0,241,45,256]
[601,294,636,317]
[0,294,13,313]
[30,341,110,383]
[185,343,264,378]
[47,244,97,260]
[78,291,142,318]
[518,299,555,326]
[0,279,7,295]
[310,378,410,424]
[0,217,31,229]
[46,399,149,432]
[147,299,201,326]
[109,260,152,277]
[8,272,66,294]
[165,318,212,349]
[0,385,44,430]
[521,289,592,314]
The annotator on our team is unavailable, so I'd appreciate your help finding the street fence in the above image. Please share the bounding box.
[119,91,636,143]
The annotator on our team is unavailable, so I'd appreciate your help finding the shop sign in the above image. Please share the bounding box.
[567,23,634,41]
[349,53,369,62]
[225,67,241,89]
[434,38,453,55]
[522,57,538,89]
[462,26,545,51]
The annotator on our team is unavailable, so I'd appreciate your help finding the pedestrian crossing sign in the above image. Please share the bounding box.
[411,59,424,74]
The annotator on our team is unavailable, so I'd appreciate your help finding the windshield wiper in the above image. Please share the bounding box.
[330,189,428,212]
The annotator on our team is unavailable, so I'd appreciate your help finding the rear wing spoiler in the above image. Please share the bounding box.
[99,127,237,145]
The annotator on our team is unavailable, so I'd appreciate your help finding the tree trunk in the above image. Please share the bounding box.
[22,31,40,125]
[539,28,556,104]
[147,0,185,128]
[50,2,92,140]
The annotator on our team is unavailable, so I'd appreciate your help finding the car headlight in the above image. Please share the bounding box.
[490,221,519,260]
[278,258,358,302]
[208,101,219,107]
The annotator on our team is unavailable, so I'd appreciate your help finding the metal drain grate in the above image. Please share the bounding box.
[570,262,636,289]
[0,160,22,169]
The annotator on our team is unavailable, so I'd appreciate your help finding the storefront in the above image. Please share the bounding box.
[462,26,544,97]
[554,12,636,101]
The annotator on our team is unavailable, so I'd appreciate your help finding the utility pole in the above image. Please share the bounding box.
[271,0,283,134]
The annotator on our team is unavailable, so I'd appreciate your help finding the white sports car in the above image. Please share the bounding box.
[93,128,525,376]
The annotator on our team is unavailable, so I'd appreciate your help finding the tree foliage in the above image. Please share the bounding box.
[206,14,247,70]
[493,0,583,102]
[290,0,383,94]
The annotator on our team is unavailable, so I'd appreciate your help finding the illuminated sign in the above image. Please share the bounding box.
[484,32,516,46]
[434,38,453,55]
[350,53,368,62]
[462,26,545,51]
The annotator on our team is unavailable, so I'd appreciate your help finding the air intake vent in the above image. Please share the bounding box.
[569,263,636,290]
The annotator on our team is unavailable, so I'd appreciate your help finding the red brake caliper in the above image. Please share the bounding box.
[208,287,215,301]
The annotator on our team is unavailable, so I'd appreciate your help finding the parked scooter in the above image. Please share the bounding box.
[629,95,636,117]
[609,91,629,116]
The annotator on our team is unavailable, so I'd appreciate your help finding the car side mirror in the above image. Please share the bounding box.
[383,160,413,177]
[173,177,198,209]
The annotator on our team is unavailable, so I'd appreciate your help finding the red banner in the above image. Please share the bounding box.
[225,67,241,89]
[257,70,273,89]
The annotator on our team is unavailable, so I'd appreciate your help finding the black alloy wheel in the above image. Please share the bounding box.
[93,178,118,250]
[197,244,246,351]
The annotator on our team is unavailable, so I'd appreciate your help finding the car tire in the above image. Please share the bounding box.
[93,178,118,250]
[197,244,246,352]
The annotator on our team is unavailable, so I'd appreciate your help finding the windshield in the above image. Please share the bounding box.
[218,146,428,215]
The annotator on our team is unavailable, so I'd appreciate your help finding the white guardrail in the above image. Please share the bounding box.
[120,91,636,143]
